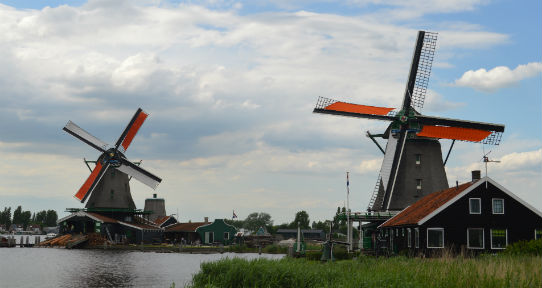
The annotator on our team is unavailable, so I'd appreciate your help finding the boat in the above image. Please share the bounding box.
[45,233,57,240]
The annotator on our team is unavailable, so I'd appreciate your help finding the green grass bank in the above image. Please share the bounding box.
[187,254,541,288]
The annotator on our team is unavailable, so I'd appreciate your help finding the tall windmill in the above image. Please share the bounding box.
[63,108,162,213]
[313,31,504,212]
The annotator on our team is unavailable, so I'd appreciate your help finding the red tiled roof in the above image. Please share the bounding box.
[381,182,474,227]
[165,222,209,233]
[154,216,171,226]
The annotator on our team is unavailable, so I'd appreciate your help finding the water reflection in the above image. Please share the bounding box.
[0,248,284,288]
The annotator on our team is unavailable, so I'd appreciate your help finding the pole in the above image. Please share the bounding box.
[346,172,350,252]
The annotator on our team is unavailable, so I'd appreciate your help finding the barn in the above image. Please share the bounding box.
[378,172,542,255]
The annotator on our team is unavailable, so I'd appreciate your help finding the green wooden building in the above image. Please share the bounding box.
[196,219,237,245]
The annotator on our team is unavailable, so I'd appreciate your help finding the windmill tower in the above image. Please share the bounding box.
[313,31,505,212]
[63,108,162,218]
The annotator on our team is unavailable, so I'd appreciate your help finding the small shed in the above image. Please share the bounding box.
[196,219,237,245]
[164,221,209,244]
[379,175,542,255]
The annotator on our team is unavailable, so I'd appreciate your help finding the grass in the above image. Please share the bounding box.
[187,254,541,288]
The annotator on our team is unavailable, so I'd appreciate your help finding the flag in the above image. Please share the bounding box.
[346,172,349,194]
[233,210,237,219]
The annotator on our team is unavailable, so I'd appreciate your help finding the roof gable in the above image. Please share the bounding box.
[380,182,473,228]
[380,177,542,228]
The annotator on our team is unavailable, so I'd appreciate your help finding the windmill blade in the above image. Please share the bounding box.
[63,121,108,153]
[383,129,409,211]
[114,108,148,152]
[416,115,504,145]
[401,31,437,111]
[313,96,396,121]
[116,158,161,189]
[74,161,110,203]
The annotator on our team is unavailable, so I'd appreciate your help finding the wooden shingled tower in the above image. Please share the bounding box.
[313,31,505,212]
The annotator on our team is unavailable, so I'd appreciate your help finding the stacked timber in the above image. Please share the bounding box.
[38,234,72,247]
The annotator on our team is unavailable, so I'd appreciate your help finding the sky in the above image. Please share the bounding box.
[0,0,540,225]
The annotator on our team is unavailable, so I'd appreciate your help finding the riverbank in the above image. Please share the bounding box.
[187,254,541,287]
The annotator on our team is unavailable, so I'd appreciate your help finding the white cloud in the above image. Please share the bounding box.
[454,62,542,92]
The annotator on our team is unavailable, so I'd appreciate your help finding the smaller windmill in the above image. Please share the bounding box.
[63,108,162,211]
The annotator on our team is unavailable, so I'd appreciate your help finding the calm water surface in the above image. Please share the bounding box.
[0,246,283,288]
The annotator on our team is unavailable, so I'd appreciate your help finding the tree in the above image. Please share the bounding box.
[243,212,273,232]
[45,210,58,227]
[0,207,11,228]
[12,206,22,225]
[291,210,310,229]
[311,220,330,234]
[21,211,32,230]
[35,211,47,226]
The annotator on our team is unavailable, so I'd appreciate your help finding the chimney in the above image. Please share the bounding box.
[471,170,481,182]
[204,217,209,223]
[153,193,157,198]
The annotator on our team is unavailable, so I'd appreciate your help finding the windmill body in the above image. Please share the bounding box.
[58,108,164,244]
[314,31,504,213]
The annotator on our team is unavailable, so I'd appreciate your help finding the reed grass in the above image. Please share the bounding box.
[188,254,541,288]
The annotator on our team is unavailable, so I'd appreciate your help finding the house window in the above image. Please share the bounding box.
[416,179,422,191]
[415,228,419,248]
[469,198,481,214]
[205,232,214,244]
[390,229,394,248]
[467,228,484,249]
[407,228,412,248]
[402,228,404,237]
[535,230,542,240]
[427,228,444,248]
[415,154,421,165]
[492,199,504,214]
[224,232,230,240]
[491,229,507,249]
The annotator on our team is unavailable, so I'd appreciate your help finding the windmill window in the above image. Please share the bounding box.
[407,228,412,248]
[416,179,422,191]
[415,154,421,165]
[467,228,484,249]
[535,230,542,240]
[427,228,444,248]
[110,189,114,199]
[415,228,419,248]
[492,199,504,214]
[469,198,481,214]
[490,229,507,249]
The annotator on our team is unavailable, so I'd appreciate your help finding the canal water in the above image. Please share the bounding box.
[0,245,284,287]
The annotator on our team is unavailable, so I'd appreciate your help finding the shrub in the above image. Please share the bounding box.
[504,239,542,256]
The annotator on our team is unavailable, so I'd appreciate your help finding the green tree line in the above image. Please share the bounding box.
[0,206,58,231]
[224,207,358,239]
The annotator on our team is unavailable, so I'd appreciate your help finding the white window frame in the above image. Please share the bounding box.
[407,228,411,248]
[490,229,507,249]
[467,228,485,249]
[492,198,504,214]
[415,228,419,248]
[224,232,229,240]
[415,154,421,165]
[416,179,422,191]
[469,198,481,214]
[535,229,542,240]
[427,228,444,249]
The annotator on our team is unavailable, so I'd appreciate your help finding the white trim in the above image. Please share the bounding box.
[415,228,419,248]
[419,177,542,225]
[490,229,507,249]
[469,198,481,214]
[492,198,504,214]
[58,211,105,224]
[467,228,484,249]
[407,228,411,248]
[224,231,230,240]
[427,228,444,249]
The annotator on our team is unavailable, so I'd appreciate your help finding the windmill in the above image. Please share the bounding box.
[313,31,505,212]
[63,108,162,212]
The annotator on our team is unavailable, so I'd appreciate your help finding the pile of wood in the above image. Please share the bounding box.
[38,234,72,247]
[87,233,111,246]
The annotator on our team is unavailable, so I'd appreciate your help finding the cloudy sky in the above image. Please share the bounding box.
[0,0,540,225]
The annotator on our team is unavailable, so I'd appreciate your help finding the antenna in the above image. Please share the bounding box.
[481,150,500,188]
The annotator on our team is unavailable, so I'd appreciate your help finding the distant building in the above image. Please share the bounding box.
[154,215,177,228]
[379,175,542,254]
[164,218,238,245]
[164,220,211,244]
[276,229,325,241]
[27,224,42,234]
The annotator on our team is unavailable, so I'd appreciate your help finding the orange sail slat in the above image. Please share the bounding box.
[417,125,491,142]
[325,102,394,116]
[75,162,103,201]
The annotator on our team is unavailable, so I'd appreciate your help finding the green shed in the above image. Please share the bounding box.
[196,219,237,245]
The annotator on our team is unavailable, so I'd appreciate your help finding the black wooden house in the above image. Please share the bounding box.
[379,173,542,254]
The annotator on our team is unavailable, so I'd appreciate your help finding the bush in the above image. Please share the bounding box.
[504,239,542,256]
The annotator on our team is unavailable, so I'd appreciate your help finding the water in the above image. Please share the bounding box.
[0,246,284,287]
